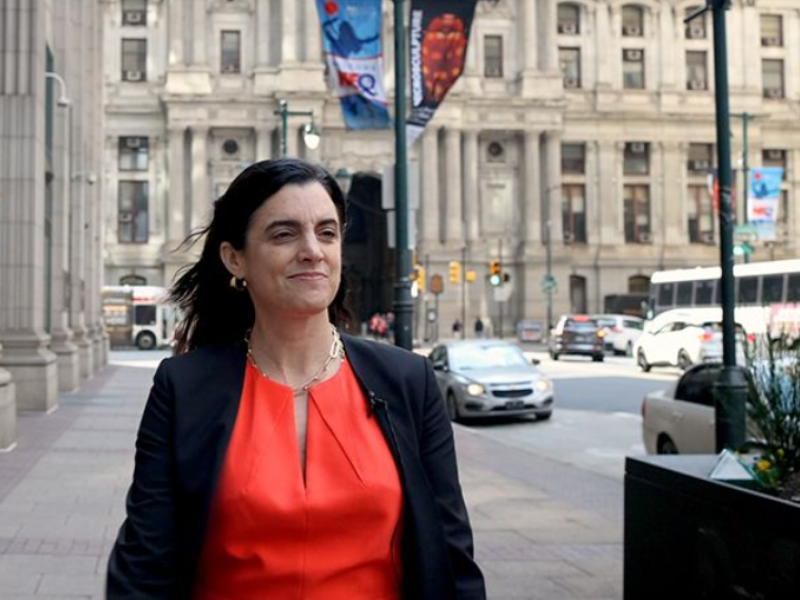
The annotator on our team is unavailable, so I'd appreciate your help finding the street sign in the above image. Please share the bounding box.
[541,275,557,294]
[430,274,444,295]
[734,224,758,243]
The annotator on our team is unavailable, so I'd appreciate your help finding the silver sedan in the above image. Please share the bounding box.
[428,340,554,422]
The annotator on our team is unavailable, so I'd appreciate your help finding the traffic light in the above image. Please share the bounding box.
[503,272,511,284]
[448,261,461,284]
[489,260,502,286]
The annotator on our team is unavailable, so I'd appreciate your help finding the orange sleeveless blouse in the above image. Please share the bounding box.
[193,359,404,600]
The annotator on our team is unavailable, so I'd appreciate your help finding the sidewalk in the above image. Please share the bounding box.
[0,354,623,600]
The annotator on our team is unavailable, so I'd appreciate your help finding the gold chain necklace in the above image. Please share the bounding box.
[245,325,344,393]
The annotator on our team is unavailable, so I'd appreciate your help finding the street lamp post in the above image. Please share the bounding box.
[391,0,413,350]
[690,0,747,452]
[273,100,321,158]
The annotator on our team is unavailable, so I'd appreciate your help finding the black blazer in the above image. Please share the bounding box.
[107,334,486,599]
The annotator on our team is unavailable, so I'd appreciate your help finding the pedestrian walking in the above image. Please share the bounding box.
[452,318,462,337]
[474,317,484,338]
[106,158,485,600]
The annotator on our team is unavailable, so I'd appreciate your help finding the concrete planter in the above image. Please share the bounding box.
[624,455,800,600]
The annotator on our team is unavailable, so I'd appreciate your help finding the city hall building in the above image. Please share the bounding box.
[101,0,799,340]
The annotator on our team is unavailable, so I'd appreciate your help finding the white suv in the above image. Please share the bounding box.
[634,308,746,372]
[593,314,644,356]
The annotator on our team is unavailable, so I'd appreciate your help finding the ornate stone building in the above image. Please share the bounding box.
[101,0,799,341]
[0,0,107,448]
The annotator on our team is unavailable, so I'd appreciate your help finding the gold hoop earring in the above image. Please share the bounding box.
[229,276,248,291]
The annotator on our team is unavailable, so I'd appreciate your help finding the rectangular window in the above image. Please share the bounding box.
[763,59,784,98]
[221,30,241,73]
[624,142,649,175]
[118,181,149,243]
[685,7,707,39]
[737,276,759,305]
[688,184,714,244]
[657,283,675,308]
[779,189,790,226]
[562,184,587,244]
[559,48,581,88]
[695,280,715,306]
[557,4,580,35]
[762,275,784,303]
[622,6,644,37]
[677,282,693,306]
[623,49,645,89]
[624,185,651,243]
[688,143,713,173]
[686,51,708,91]
[122,0,147,26]
[761,15,783,47]
[762,149,787,172]
[561,143,585,174]
[118,137,149,171]
[121,39,147,81]
[484,35,503,78]
[788,274,800,302]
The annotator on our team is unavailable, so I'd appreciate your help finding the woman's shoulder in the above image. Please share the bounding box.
[157,342,246,385]
[341,334,426,370]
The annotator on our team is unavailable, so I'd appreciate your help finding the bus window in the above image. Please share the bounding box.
[677,282,693,306]
[134,305,157,326]
[788,274,800,302]
[695,280,715,305]
[762,275,784,304]
[737,276,758,305]
[657,283,675,308]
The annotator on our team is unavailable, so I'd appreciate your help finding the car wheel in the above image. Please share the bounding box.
[136,331,157,350]
[637,349,651,372]
[678,350,693,371]
[446,392,461,423]
[537,411,552,421]
[657,436,679,455]
[592,354,604,362]
[626,342,633,357]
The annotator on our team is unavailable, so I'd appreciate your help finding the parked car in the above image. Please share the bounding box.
[593,314,644,356]
[634,308,747,372]
[428,340,554,422]
[549,315,605,362]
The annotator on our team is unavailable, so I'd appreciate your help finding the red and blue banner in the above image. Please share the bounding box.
[407,0,479,146]
[748,167,784,241]
[317,0,390,130]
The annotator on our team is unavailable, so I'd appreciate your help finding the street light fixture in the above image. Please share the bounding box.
[273,99,320,157]
[45,71,71,107]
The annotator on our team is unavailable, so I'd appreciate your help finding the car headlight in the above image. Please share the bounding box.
[466,383,485,396]
[535,379,552,392]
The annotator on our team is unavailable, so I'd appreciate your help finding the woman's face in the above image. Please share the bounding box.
[225,182,342,321]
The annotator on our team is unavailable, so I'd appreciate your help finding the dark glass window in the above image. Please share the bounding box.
[787,274,800,302]
[562,143,585,174]
[695,280,715,305]
[119,137,149,171]
[677,282,693,306]
[118,181,149,243]
[134,305,156,326]
[624,143,649,175]
[221,31,241,73]
[562,184,586,244]
[737,276,759,305]
[121,39,147,81]
[484,35,503,78]
[658,283,674,307]
[762,275,784,304]
[557,4,580,34]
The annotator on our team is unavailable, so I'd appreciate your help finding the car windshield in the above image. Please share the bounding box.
[565,319,597,330]
[595,318,616,328]
[449,344,529,370]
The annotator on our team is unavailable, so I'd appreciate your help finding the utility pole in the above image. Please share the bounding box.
[391,0,413,350]
[690,0,747,452]
[273,100,319,157]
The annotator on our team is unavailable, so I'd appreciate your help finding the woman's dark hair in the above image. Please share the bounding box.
[170,158,351,354]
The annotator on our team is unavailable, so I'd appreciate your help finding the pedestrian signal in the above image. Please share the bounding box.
[448,261,461,284]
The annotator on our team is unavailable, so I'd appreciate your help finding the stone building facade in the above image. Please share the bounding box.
[101,0,799,341]
[0,0,108,448]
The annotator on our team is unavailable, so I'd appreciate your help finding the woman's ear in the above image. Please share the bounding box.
[219,241,245,278]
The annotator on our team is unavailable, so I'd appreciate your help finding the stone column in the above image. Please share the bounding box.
[255,0,272,66]
[0,344,14,450]
[306,0,322,63]
[541,0,558,71]
[463,130,480,242]
[585,141,600,245]
[50,0,79,391]
[168,0,185,67]
[545,131,563,244]
[444,127,464,244]
[522,0,538,72]
[190,126,209,230]
[595,3,613,88]
[659,3,676,90]
[421,127,440,246]
[167,125,187,244]
[524,130,542,244]
[0,0,58,411]
[282,0,298,63]
[597,140,621,244]
[193,0,208,66]
[256,127,274,161]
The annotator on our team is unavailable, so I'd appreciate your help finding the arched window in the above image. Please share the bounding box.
[622,5,644,37]
[628,275,650,294]
[570,275,588,314]
[120,274,147,286]
[557,3,580,35]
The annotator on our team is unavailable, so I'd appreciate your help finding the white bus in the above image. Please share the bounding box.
[102,285,179,350]
[648,259,800,335]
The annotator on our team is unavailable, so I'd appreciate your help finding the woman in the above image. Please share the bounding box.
[107,158,485,600]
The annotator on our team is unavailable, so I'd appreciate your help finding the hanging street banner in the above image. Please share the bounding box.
[747,167,783,241]
[317,0,390,130]
[407,0,479,146]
